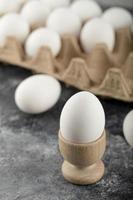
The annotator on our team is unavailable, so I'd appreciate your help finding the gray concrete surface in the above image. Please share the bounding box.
[0,65,133,200]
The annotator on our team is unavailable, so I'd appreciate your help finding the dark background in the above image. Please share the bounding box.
[0,1,133,200]
[88,0,133,10]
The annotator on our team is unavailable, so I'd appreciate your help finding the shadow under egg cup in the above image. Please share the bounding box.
[59,131,106,185]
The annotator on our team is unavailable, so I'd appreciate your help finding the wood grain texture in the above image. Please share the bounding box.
[59,131,106,166]
[62,160,105,185]
[59,131,106,185]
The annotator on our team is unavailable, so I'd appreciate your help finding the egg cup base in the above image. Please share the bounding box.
[62,160,105,185]
[59,131,106,185]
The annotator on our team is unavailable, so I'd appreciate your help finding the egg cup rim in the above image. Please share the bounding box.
[59,130,106,146]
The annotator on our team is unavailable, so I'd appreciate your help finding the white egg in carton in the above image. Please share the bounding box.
[0,0,133,102]
[123,110,133,147]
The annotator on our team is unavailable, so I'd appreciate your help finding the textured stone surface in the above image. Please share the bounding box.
[0,64,133,200]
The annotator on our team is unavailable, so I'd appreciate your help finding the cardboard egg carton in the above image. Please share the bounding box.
[0,28,133,102]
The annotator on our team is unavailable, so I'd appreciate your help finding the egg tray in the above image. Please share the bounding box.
[0,28,133,102]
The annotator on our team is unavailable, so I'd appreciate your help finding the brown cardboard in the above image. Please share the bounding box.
[0,28,132,102]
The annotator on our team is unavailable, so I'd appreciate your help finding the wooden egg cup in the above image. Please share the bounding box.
[59,131,106,185]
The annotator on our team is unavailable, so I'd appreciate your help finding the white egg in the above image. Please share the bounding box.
[0,0,21,15]
[0,13,30,47]
[131,24,133,33]
[80,18,115,53]
[123,110,133,147]
[41,0,70,10]
[15,74,61,114]
[47,8,82,37]
[102,7,133,30]
[17,0,27,5]
[60,91,105,143]
[17,0,33,6]
[21,1,50,28]
[70,0,102,23]
[25,27,61,57]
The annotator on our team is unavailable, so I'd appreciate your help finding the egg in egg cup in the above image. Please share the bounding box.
[58,91,106,185]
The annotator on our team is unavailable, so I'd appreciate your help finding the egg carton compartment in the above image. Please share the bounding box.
[0,28,133,102]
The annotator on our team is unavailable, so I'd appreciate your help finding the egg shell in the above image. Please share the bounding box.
[25,27,61,57]
[70,0,102,23]
[47,7,82,37]
[21,1,50,28]
[80,18,115,53]
[102,7,133,30]
[0,13,30,47]
[131,24,133,33]
[17,0,34,6]
[60,91,105,144]
[0,0,20,15]
[123,110,133,147]
[41,0,70,11]
[17,0,27,5]
[15,74,61,114]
